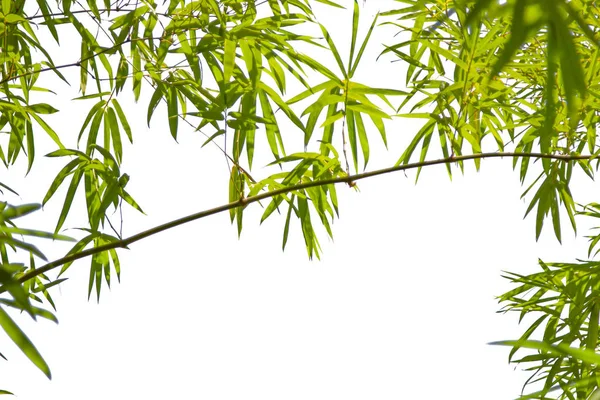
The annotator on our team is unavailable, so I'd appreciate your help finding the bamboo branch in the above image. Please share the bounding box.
[0,37,162,85]
[8,151,596,291]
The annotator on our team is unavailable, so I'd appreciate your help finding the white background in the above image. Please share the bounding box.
[0,1,596,399]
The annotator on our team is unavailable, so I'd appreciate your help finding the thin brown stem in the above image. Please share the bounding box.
[0,37,160,85]
[8,151,596,291]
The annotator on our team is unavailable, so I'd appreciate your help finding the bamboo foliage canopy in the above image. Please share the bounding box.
[1,0,600,398]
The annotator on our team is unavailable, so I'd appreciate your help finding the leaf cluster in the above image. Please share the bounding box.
[1,0,600,397]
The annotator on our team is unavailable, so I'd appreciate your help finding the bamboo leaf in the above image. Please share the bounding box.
[223,38,237,85]
[346,109,358,172]
[319,24,346,78]
[167,87,179,140]
[350,12,378,77]
[0,307,51,378]
[54,170,83,234]
[106,108,122,164]
[111,99,133,143]
[354,111,369,169]
[347,0,359,78]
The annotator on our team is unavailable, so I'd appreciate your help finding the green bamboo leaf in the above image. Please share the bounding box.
[111,99,133,143]
[346,102,390,120]
[223,38,237,85]
[489,0,530,79]
[132,51,142,102]
[534,185,551,241]
[258,83,304,131]
[354,111,369,169]
[239,40,259,85]
[0,226,74,241]
[29,113,64,150]
[261,194,287,223]
[282,195,295,250]
[259,90,284,159]
[106,108,122,164]
[320,110,343,128]
[80,43,89,95]
[397,118,436,166]
[350,12,378,77]
[0,306,51,378]
[347,0,359,77]
[86,108,104,156]
[551,7,585,128]
[189,110,224,121]
[550,198,561,243]
[268,152,322,165]
[120,189,144,214]
[561,1,600,50]
[25,120,34,174]
[313,0,344,8]
[147,84,164,127]
[319,24,346,78]
[31,277,68,303]
[396,113,432,119]
[108,248,121,283]
[542,31,558,167]
[0,299,58,323]
[350,87,408,97]
[0,182,17,196]
[46,149,89,159]
[419,40,469,71]
[167,87,179,140]
[506,315,548,362]
[54,169,83,234]
[206,0,224,22]
[27,104,58,114]
[1,236,46,261]
[266,52,286,93]
[318,98,339,156]
[559,186,576,233]
[0,268,32,316]
[90,145,118,173]
[59,233,97,276]
[464,0,495,27]
[7,125,24,167]
[491,340,600,366]
[103,112,112,159]
[346,87,390,112]
[287,80,338,105]
[98,241,112,293]
[72,92,111,101]
[261,44,311,90]
[267,0,281,15]
[115,56,128,94]
[1,203,40,220]
[89,251,101,301]
[302,94,345,117]
[77,100,107,145]
[290,52,341,84]
[297,195,320,259]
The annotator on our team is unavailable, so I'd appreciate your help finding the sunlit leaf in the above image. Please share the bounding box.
[0,307,50,378]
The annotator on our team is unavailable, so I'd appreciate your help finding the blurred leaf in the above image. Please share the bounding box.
[0,204,40,221]
[0,307,50,379]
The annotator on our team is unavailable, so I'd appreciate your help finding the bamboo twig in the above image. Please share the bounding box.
[7,151,596,291]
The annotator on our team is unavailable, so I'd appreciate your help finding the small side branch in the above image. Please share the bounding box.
[9,151,595,291]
